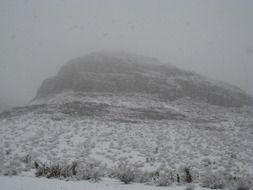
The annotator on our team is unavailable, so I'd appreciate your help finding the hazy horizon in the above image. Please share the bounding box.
[0,0,252,110]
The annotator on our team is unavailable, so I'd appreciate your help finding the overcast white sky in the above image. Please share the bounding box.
[0,0,252,109]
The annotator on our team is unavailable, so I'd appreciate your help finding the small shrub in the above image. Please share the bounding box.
[46,164,61,178]
[135,171,150,183]
[115,162,136,184]
[229,178,252,190]
[76,163,103,182]
[184,167,192,183]
[60,164,73,178]
[35,164,62,178]
[34,161,39,169]
[72,161,77,176]
[35,162,77,179]
[21,154,32,164]
[35,164,48,177]
[155,172,173,186]
[201,172,225,189]
[177,173,180,183]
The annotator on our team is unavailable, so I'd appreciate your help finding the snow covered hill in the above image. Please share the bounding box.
[0,52,253,189]
[1,92,253,185]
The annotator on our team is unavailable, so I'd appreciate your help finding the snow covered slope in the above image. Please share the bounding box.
[1,92,253,179]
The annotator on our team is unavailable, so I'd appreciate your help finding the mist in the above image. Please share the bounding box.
[0,0,252,110]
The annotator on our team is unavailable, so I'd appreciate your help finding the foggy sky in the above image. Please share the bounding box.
[0,0,252,110]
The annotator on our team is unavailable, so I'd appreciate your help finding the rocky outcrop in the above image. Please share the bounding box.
[35,52,253,107]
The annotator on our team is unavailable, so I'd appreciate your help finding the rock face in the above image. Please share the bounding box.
[36,52,252,107]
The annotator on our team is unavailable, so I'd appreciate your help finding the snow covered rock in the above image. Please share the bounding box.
[35,51,252,107]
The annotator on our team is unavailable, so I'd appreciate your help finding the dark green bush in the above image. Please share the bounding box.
[184,167,192,183]
[35,162,77,178]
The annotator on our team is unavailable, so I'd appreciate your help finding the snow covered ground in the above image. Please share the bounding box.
[0,92,253,188]
[0,176,208,190]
